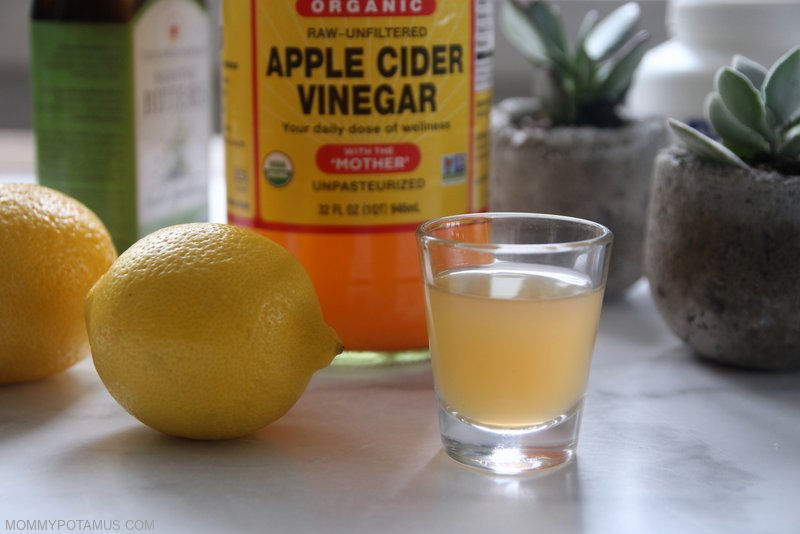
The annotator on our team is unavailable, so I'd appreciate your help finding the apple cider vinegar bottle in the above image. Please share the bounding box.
[222,0,494,364]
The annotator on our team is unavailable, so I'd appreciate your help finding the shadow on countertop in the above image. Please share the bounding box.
[0,365,92,444]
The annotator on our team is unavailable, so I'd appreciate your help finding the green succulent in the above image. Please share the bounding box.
[502,0,649,127]
[670,47,800,172]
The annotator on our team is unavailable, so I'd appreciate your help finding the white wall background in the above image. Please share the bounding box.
[0,0,668,130]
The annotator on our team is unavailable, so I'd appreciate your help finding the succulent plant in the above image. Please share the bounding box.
[670,47,800,173]
[502,0,649,127]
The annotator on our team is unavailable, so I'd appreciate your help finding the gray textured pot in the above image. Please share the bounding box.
[645,147,800,371]
[491,98,667,297]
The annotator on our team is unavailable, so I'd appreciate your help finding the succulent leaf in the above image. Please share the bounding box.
[595,29,650,104]
[706,94,770,160]
[504,0,575,75]
[577,10,599,46]
[716,68,771,140]
[502,0,647,127]
[575,47,594,88]
[502,0,549,66]
[554,73,578,124]
[732,55,767,89]
[584,2,640,62]
[673,48,800,170]
[669,119,749,169]
[528,2,568,54]
[763,47,800,130]
[778,126,800,158]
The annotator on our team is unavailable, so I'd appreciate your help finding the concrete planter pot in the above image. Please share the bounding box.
[645,147,800,371]
[491,97,667,297]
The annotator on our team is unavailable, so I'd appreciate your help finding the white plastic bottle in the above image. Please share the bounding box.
[627,0,800,128]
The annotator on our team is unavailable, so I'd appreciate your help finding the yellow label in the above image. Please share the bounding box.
[223,0,492,231]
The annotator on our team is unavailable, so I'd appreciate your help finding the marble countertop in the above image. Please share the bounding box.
[1,131,799,533]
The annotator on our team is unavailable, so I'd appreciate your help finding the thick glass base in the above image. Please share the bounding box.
[332,348,430,367]
[438,396,583,475]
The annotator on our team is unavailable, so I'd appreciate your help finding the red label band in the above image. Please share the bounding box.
[316,143,421,174]
[296,0,435,17]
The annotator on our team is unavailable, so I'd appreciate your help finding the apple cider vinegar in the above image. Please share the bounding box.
[426,265,604,427]
[222,1,494,363]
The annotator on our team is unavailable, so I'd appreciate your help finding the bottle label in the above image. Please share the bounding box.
[223,0,493,232]
[31,0,210,251]
[32,20,139,248]
[133,0,211,235]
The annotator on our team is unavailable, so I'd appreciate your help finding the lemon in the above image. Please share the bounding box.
[0,184,116,384]
[85,223,342,440]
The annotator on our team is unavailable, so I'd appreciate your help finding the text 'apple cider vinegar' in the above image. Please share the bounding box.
[222,0,494,364]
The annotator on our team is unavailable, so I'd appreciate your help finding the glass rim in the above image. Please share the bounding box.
[416,212,613,253]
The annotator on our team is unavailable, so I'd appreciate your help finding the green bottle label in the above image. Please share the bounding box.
[31,20,138,251]
[31,0,211,252]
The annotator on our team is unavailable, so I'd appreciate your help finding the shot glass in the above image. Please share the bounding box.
[417,213,612,474]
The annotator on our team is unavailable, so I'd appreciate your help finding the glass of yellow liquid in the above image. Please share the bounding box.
[417,213,612,474]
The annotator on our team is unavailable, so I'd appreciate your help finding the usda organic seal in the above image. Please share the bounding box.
[264,151,293,188]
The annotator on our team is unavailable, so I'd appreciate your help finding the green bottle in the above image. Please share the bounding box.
[31,0,211,252]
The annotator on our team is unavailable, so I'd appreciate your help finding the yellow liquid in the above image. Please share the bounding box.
[426,265,604,428]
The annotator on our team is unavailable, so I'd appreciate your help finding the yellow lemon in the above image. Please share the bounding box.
[85,223,342,440]
[0,184,116,384]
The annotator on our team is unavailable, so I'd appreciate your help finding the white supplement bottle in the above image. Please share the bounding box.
[627,0,800,130]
